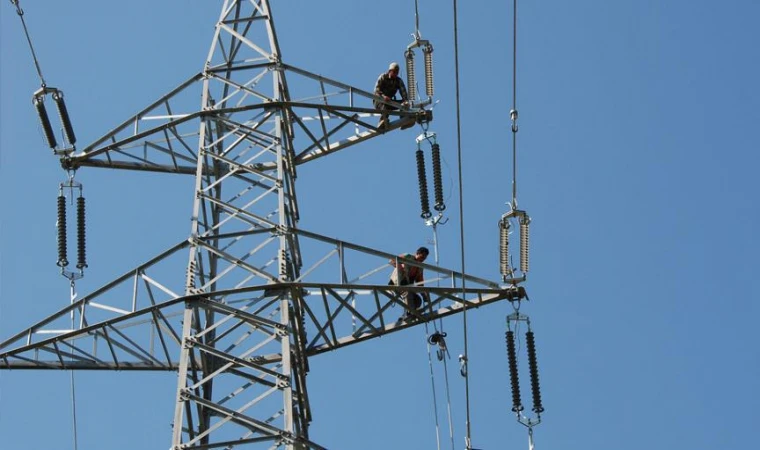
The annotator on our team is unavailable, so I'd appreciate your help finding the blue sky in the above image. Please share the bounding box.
[1,1,758,449]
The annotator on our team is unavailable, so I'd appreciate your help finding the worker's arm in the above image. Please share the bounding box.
[398,78,409,103]
[374,74,386,99]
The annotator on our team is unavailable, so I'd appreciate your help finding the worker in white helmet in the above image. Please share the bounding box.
[374,62,409,130]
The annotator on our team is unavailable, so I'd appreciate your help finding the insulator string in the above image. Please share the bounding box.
[506,330,524,412]
[76,196,87,269]
[519,216,530,273]
[56,195,68,267]
[526,331,544,413]
[431,143,445,211]
[35,96,57,148]
[406,50,417,102]
[424,45,434,98]
[53,91,76,145]
[499,219,511,278]
[416,148,432,219]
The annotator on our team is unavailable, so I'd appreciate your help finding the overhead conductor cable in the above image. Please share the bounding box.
[450,0,474,448]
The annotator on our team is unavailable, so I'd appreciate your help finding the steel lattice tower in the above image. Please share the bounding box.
[0,1,525,448]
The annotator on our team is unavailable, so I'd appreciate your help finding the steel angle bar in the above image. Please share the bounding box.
[323,287,381,336]
[139,272,182,301]
[0,297,188,366]
[182,392,283,438]
[149,310,174,364]
[306,289,519,356]
[217,372,280,407]
[214,114,279,149]
[348,290,401,338]
[69,159,198,174]
[218,23,271,60]
[190,340,287,384]
[81,117,199,164]
[87,302,131,316]
[293,114,352,158]
[217,327,279,361]
[182,435,280,450]
[347,262,393,284]
[197,252,270,294]
[205,151,279,184]
[290,89,347,105]
[293,228,503,288]
[294,248,338,282]
[184,386,282,448]
[56,337,107,365]
[307,289,344,349]
[72,104,274,167]
[289,110,330,155]
[196,192,279,230]
[100,324,167,367]
[80,73,204,154]
[208,71,273,105]
[297,300,333,352]
[282,63,378,100]
[144,141,197,168]
[0,241,189,351]
[203,299,285,333]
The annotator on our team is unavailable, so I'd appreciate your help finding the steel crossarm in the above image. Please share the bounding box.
[63,65,428,175]
[0,281,522,370]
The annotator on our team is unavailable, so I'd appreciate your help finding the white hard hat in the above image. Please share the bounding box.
[389,62,400,71]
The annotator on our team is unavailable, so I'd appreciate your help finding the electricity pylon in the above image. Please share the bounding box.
[0,1,525,448]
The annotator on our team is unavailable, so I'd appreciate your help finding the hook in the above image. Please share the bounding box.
[458,354,468,377]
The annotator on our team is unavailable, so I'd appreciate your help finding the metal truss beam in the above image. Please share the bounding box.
[0,228,525,371]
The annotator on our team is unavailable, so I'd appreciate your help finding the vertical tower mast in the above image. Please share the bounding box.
[173,1,312,447]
